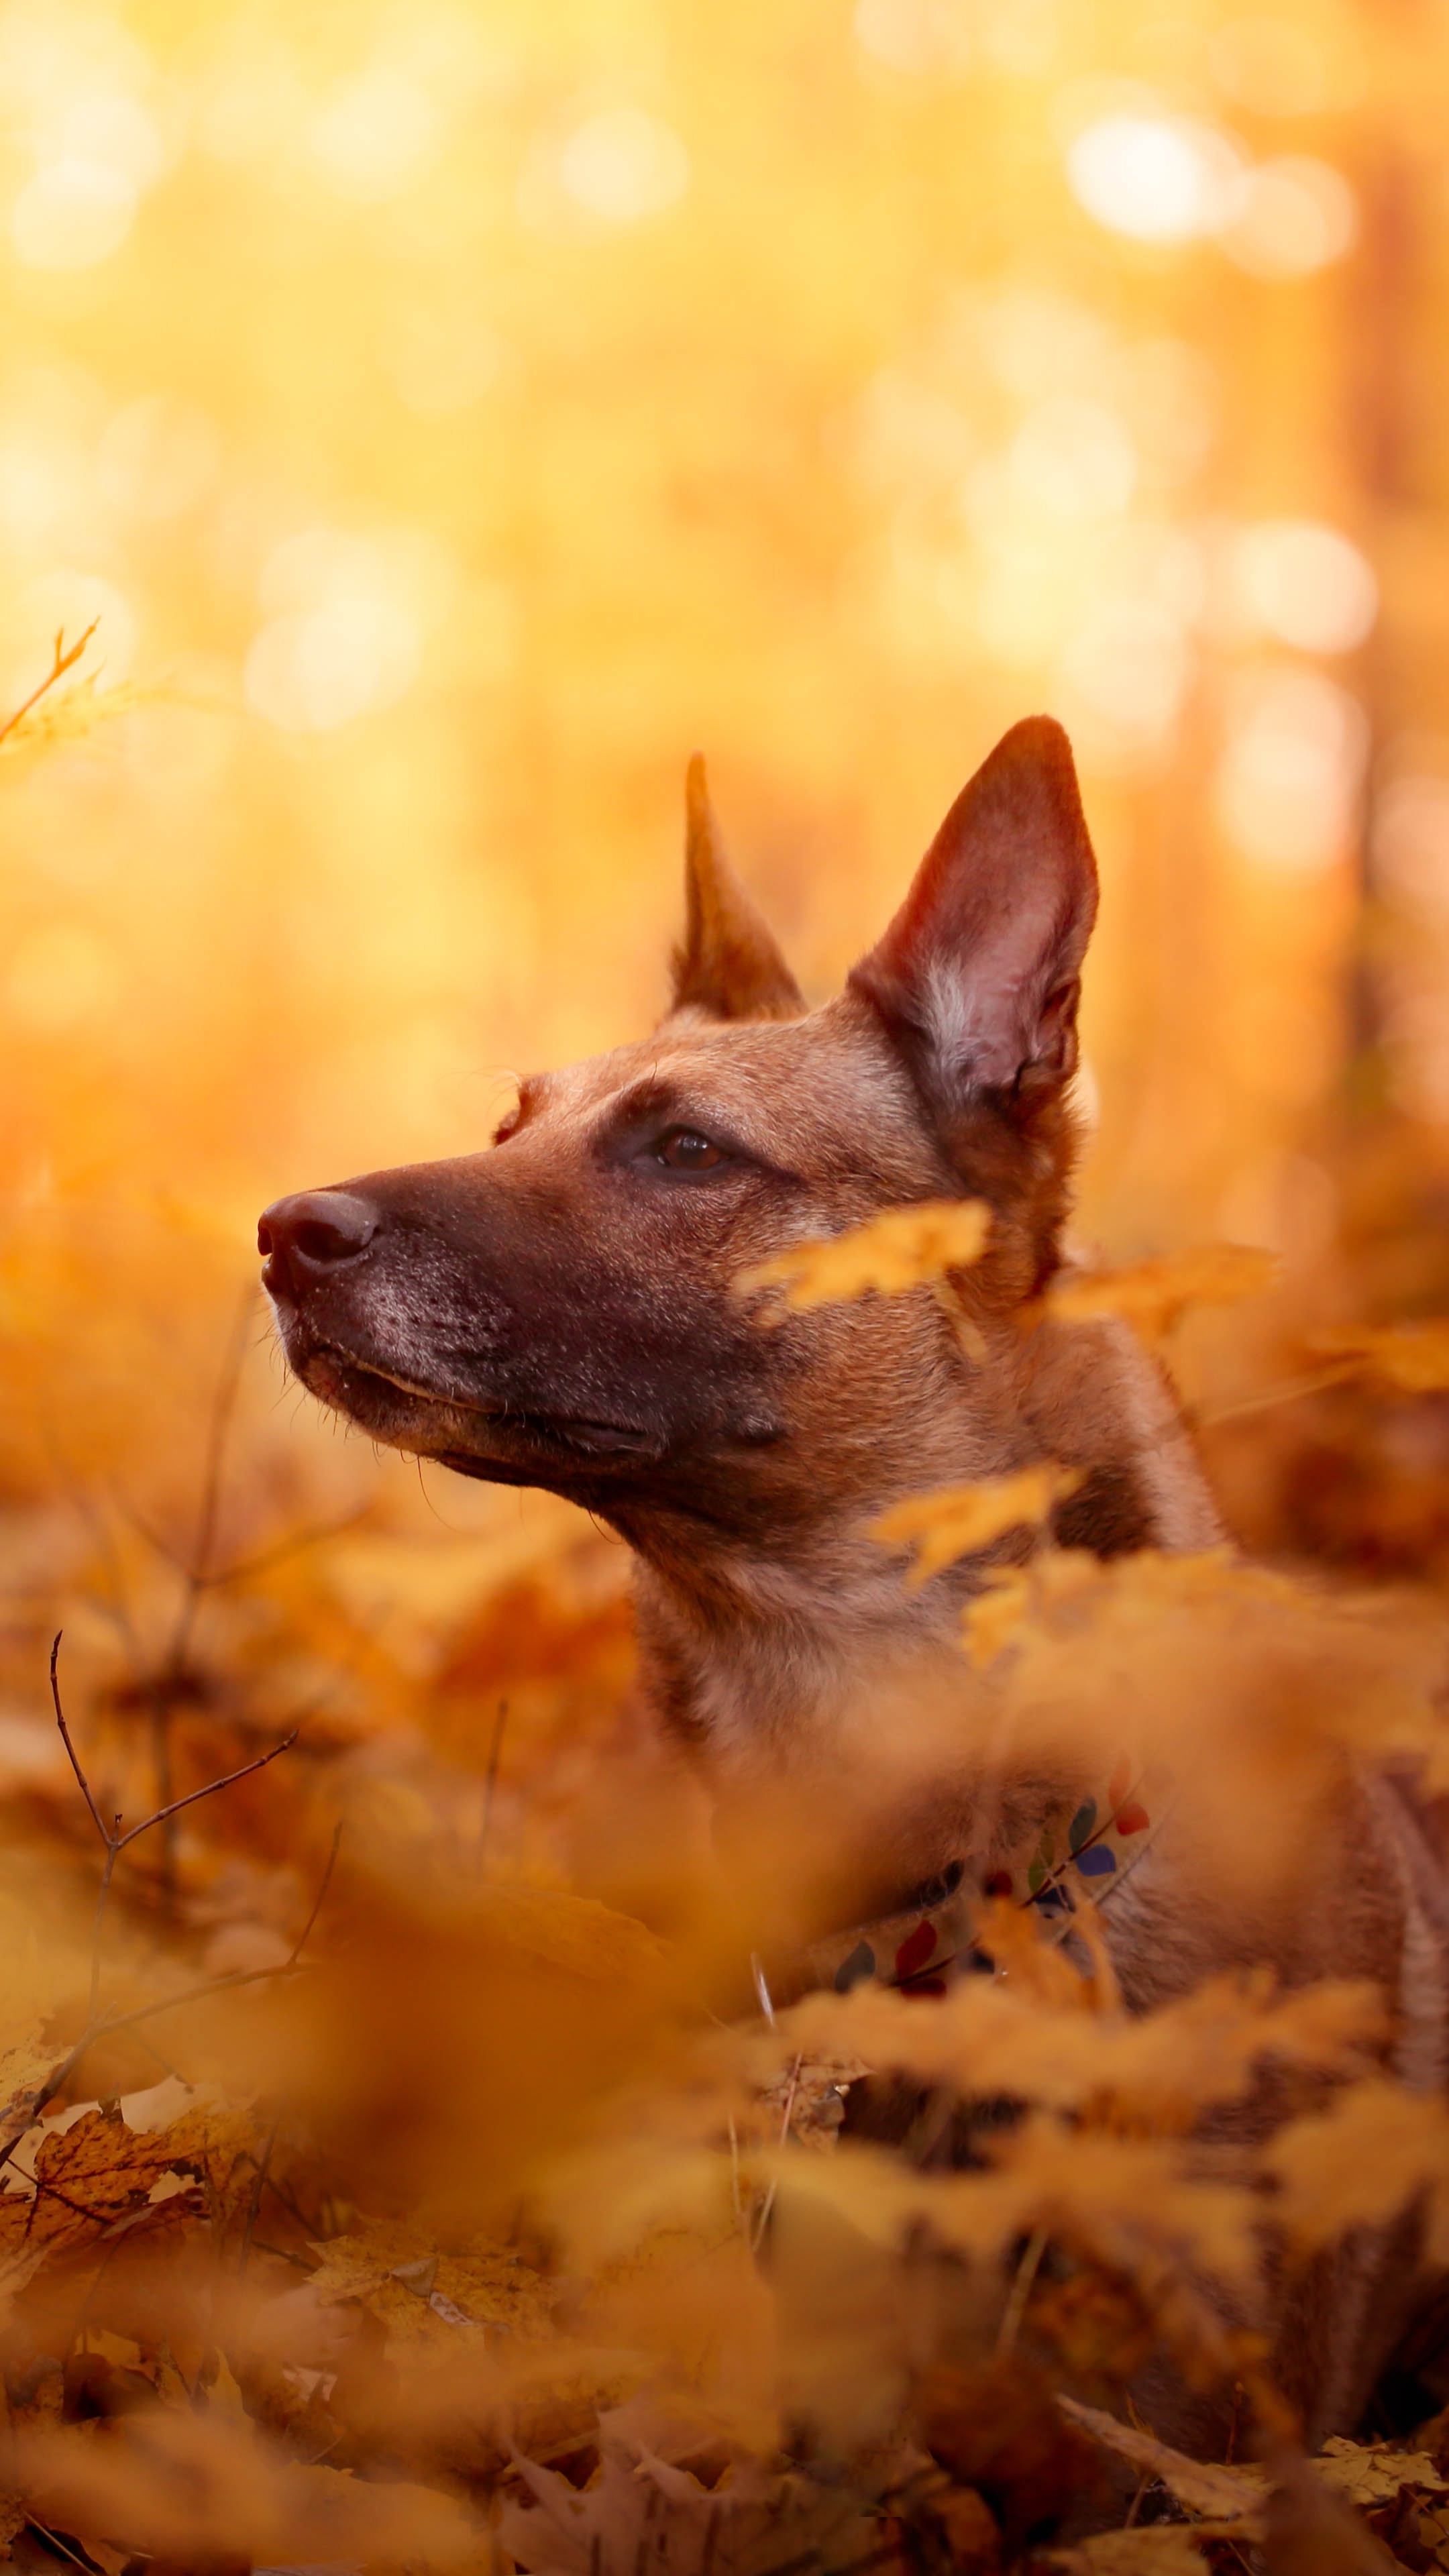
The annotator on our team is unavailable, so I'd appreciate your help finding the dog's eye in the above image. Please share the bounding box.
[657,1128,722,1172]
[492,1111,521,1147]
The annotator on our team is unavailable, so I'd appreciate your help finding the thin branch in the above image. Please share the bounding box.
[111,1727,299,1856]
[0,620,98,751]
[290,1822,342,1966]
[751,2053,802,2253]
[50,1629,299,2015]
[158,1282,256,1671]
[238,2109,282,2275]
[997,2224,1049,2353]
[193,1506,369,1591]
[50,1629,111,1853]
[120,1494,363,1587]
[1190,1360,1358,1432]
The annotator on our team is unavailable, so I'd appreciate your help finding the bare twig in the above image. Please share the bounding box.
[290,1822,342,1966]
[124,1503,368,1590]
[1190,1360,1358,1432]
[751,2052,803,2253]
[997,2224,1049,2354]
[238,2108,282,2275]
[50,1631,110,1846]
[50,1629,299,2017]
[0,621,98,751]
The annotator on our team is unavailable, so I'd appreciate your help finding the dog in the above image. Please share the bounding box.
[259,716,1449,2449]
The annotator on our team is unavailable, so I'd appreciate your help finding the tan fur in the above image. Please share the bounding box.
[259,719,1449,2449]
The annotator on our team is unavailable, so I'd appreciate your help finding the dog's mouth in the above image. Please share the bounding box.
[298,1340,666,1469]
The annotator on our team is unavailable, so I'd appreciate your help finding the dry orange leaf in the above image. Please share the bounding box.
[1265,2077,1449,2249]
[1311,1320,1449,1393]
[1046,1244,1277,1340]
[735,1197,991,1312]
[772,1971,1383,2133]
[873,1462,1079,1585]
[15,2408,479,2567]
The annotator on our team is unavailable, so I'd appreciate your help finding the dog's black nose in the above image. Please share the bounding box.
[258,1190,378,1297]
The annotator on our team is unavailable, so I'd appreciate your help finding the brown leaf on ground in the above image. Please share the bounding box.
[1063,2532,1224,2572]
[1055,2394,1262,2524]
[498,2396,878,2575]
[917,2357,1104,2551]
[1262,2451,1402,2573]
[4,2106,195,2257]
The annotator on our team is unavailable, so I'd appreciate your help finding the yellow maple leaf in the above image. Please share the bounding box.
[1310,1320,1449,1393]
[873,1462,1079,1586]
[1046,1244,1277,1340]
[735,1197,991,1313]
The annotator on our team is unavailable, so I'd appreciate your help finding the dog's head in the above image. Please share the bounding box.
[260,718,1098,1545]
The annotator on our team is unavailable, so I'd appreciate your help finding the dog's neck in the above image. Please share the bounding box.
[625,1309,1222,1791]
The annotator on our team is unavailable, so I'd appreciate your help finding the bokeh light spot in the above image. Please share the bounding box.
[1008,395,1137,520]
[1067,113,1246,244]
[1222,156,1356,278]
[853,0,973,76]
[97,395,221,521]
[1057,596,1191,767]
[1216,669,1367,871]
[307,67,442,203]
[245,528,449,732]
[555,109,690,224]
[11,155,136,268]
[1208,16,1332,117]
[1373,777,1449,924]
[1232,519,1377,655]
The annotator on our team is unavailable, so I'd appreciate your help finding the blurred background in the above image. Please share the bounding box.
[4,0,1449,1914]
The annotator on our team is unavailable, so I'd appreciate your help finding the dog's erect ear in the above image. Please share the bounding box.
[667,755,805,1024]
[849,716,1097,1104]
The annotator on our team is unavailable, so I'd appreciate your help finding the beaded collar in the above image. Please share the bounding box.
[762,1753,1168,2010]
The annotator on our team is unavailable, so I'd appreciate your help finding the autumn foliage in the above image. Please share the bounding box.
[7,1,1449,2567]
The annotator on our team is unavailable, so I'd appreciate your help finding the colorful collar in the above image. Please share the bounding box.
[761,1754,1168,2011]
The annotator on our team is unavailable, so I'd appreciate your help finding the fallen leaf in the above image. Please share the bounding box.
[1069,2531,1224,2572]
[1314,2434,1449,2508]
[1263,2449,1403,2573]
[1055,2394,1263,2523]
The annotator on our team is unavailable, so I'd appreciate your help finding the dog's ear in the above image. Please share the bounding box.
[668,755,804,1024]
[849,716,1097,1106]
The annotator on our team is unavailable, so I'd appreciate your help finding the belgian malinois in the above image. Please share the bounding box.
[260,716,1449,2449]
